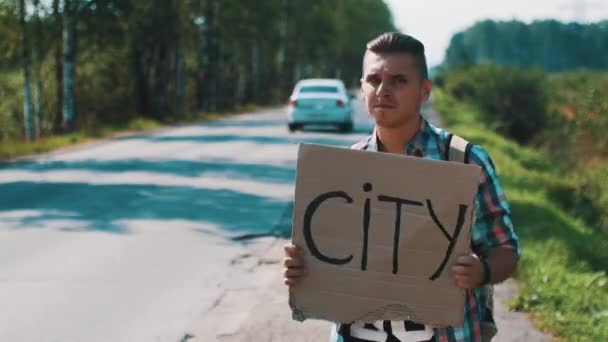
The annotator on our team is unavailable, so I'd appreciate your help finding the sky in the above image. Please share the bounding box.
[384,0,608,66]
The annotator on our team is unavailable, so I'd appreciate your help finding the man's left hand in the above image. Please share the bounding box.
[451,253,484,289]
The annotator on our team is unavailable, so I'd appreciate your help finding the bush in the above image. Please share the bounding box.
[440,64,549,144]
[578,163,608,234]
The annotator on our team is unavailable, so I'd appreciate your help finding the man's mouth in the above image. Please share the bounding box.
[374,104,395,109]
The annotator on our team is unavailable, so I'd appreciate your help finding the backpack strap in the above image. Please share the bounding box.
[447,134,471,164]
[447,133,497,340]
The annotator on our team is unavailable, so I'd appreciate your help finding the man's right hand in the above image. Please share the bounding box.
[283,243,307,286]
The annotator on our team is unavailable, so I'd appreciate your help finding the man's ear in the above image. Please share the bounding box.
[359,78,365,98]
[421,79,432,102]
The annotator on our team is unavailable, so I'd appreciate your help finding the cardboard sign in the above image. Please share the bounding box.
[289,143,481,327]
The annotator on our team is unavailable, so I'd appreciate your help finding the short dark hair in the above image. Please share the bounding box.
[364,32,428,80]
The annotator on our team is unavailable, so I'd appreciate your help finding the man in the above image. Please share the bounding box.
[283,32,520,342]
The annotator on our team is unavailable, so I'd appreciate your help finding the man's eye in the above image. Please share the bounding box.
[367,76,380,84]
[396,77,407,83]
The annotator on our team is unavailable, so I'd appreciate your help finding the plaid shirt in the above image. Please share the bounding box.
[334,118,520,342]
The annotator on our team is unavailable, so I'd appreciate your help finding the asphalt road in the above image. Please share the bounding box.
[0,101,373,342]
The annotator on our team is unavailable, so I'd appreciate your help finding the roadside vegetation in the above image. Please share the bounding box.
[435,65,608,341]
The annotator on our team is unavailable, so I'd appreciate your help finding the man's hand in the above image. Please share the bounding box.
[283,243,307,286]
[451,253,484,289]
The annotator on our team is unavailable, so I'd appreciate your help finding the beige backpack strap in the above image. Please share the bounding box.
[448,134,469,163]
[449,133,496,340]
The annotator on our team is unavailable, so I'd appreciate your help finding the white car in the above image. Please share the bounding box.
[286,78,354,132]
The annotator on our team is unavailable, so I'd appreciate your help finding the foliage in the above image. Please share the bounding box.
[0,0,396,142]
[439,64,548,143]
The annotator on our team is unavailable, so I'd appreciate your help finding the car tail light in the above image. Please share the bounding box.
[337,100,345,107]
[289,100,297,107]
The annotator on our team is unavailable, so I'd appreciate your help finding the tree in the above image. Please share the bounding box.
[201,0,220,112]
[52,0,63,133]
[19,0,34,141]
[32,0,43,138]
[62,0,76,131]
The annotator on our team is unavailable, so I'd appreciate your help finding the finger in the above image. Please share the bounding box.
[455,255,475,265]
[284,277,301,286]
[454,272,478,289]
[284,267,306,278]
[454,277,474,289]
[284,257,304,268]
[455,281,468,289]
[284,243,300,257]
[452,274,469,281]
[283,276,304,287]
[451,265,472,275]
[453,274,472,284]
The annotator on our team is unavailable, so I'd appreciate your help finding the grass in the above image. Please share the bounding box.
[0,117,161,160]
[435,90,608,341]
[0,105,263,161]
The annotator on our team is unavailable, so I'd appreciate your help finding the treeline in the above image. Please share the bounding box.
[0,0,396,141]
[444,19,608,71]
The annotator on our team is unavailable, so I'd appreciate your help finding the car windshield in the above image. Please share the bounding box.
[299,86,339,93]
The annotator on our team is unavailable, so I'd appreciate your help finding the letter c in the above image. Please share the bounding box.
[303,191,354,265]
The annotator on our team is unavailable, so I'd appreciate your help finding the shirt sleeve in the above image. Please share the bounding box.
[467,145,521,258]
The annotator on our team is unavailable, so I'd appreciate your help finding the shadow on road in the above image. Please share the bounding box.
[143,134,357,147]
[0,181,293,237]
[2,159,296,184]
[0,113,374,241]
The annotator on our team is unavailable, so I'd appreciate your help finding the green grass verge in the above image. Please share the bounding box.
[434,90,608,341]
[0,105,264,161]
[0,117,161,160]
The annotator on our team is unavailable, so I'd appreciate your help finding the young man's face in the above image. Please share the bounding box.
[360,51,432,129]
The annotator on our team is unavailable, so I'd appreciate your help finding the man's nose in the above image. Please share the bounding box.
[376,81,392,97]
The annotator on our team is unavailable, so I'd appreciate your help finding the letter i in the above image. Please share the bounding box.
[361,182,372,271]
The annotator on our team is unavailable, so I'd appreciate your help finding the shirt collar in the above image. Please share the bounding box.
[370,117,430,156]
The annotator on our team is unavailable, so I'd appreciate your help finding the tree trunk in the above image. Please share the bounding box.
[152,45,167,119]
[129,39,150,117]
[52,0,63,133]
[196,23,205,110]
[34,59,42,138]
[280,0,292,99]
[174,44,186,115]
[33,0,42,138]
[62,0,76,132]
[202,0,219,112]
[19,0,34,142]
[251,42,260,103]
[233,41,246,106]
